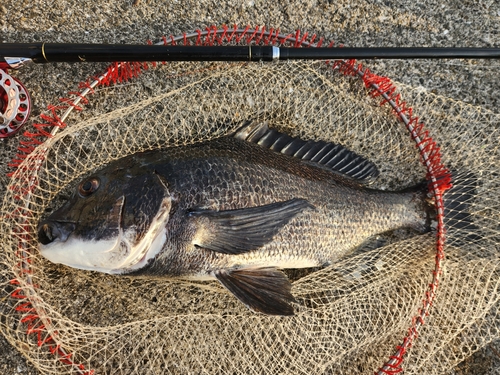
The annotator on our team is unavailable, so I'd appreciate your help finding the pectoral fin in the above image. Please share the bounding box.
[215,267,295,316]
[189,198,313,254]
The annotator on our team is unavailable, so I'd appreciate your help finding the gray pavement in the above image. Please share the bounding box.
[1,0,499,373]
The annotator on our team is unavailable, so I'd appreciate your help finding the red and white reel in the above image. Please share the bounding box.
[0,65,31,138]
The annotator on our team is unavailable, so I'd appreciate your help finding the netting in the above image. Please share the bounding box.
[1,27,499,374]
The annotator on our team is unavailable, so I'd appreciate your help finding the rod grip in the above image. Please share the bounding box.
[40,45,277,62]
[0,43,44,62]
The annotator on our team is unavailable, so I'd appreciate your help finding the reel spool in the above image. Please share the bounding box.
[0,64,31,138]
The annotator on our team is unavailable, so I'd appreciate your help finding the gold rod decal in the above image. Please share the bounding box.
[41,43,48,62]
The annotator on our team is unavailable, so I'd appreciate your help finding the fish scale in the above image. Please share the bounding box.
[38,122,433,315]
[134,137,428,275]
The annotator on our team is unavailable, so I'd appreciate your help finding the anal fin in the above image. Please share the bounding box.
[215,267,296,316]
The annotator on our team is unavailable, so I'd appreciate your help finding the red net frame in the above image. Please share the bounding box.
[6,25,451,374]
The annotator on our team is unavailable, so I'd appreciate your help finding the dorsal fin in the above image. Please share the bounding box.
[233,120,379,182]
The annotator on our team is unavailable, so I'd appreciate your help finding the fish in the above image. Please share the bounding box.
[38,120,438,316]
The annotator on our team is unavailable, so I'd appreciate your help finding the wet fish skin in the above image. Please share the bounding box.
[132,137,429,277]
[38,123,432,315]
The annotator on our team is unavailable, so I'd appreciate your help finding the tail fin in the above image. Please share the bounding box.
[443,171,482,245]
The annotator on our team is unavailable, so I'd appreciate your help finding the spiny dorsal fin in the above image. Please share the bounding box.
[233,120,379,182]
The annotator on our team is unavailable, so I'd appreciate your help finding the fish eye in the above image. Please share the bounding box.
[78,178,100,197]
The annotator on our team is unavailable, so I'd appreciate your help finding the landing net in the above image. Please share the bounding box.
[1,27,498,374]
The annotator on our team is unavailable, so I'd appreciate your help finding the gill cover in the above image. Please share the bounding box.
[38,156,173,273]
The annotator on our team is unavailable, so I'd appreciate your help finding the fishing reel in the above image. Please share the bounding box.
[0,63,31,138]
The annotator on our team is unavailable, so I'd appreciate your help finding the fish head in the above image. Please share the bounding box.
[38,157,172,274]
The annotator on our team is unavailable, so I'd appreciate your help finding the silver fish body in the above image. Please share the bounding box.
[38,122,432,315]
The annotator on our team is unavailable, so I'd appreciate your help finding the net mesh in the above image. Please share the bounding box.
[1,30,499,374]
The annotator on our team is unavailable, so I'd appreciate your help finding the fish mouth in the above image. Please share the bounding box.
[38,196,128,272]
[38,194,171,274]
[37,220,76,245]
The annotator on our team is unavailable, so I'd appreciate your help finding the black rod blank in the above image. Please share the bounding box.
[1,43,499,63]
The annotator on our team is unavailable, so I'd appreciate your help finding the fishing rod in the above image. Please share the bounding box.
[1,44,500,65]
[1,43,499,138]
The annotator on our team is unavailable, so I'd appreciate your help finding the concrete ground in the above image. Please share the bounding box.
[1,0,499,374]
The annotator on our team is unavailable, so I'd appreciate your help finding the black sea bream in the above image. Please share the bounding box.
[38,121,436,315]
